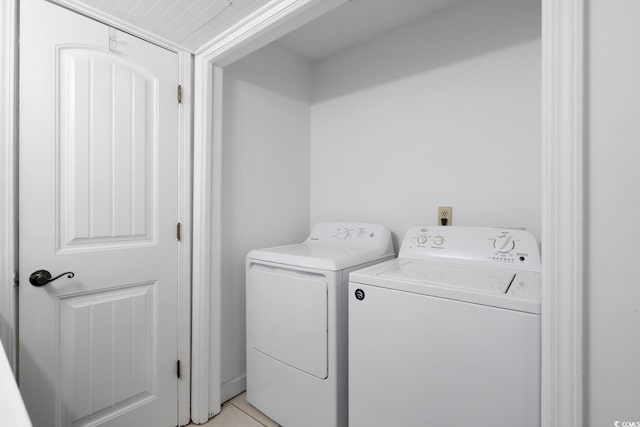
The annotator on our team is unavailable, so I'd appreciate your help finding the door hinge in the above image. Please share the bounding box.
[177,360,181,379]
[177,85,182,104]
[176,222,181,241]
[13,271,19,287]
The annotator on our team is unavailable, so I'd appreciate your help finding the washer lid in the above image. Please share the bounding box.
[246,222,395,271]
[380,260,516,294]
[247,243,389,271]
[350,259,541,314]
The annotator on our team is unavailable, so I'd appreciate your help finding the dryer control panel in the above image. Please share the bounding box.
[399,226,540,272]
[305,222,395,254]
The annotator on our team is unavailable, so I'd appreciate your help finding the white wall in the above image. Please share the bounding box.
[219,43,312,398]
[310,0,541,247]
[586,1,640,424]
[0,0,16,370]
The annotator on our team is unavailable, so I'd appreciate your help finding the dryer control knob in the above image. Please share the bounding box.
[417,235,428,245]
[433,235,444,246]
[335,228,350,239]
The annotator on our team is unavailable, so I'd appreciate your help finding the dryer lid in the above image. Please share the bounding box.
[247,243,390,271]
[247,222,395,271]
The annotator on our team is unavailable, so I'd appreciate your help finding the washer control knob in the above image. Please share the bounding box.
[432,235,444,246]
[493,235,515,253]
[417,235,428,245]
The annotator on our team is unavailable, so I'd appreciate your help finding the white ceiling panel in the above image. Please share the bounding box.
[57,0,272,52]
[160,0,227,42]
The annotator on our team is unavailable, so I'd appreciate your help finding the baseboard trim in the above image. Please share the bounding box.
[221,374,247,404]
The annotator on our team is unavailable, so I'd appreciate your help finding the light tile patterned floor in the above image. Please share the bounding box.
[191,392,278,427]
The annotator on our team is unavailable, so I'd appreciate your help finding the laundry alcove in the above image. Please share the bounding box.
[213,0,542,411]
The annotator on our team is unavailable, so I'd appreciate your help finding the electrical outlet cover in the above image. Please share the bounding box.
[438,206,452,226]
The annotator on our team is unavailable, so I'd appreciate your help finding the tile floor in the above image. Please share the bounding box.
[192,392,278,427]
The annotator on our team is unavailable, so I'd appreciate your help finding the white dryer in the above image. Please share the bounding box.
[348,226,541,427]
[246,222,394,427]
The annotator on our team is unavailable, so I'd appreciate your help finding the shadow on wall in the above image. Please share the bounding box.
[17,347,58,426]
[311,0,541,103]
[224,43,311,104]
[219,44,312,389]
[0,312,13,364]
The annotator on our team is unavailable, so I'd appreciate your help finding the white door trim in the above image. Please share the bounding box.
[177,50,194,427]
[0,0,17,374]
[193,0,347,63]
[191,58,222,423]
[541,0,585,426]
[190,0,346,422]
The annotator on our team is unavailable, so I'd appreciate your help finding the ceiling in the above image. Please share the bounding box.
[277,0,463,61]
[58,0,271,51]
[57,0,462,57]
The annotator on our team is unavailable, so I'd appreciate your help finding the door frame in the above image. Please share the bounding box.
[190,0,586,426]
[541,0,584,425]
[0,1,194,425]
[0,0,18,375]
[189,0,347,421]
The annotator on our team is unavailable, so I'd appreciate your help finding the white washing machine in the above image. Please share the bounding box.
[246,222,394,427]
[348,226,541,427]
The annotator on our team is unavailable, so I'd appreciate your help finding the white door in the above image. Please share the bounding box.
[19,1,181,426]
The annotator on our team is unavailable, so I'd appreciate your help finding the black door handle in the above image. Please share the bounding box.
[29,270,75,287]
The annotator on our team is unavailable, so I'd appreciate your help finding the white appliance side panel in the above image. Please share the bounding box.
[247,262,328,379]
[348,283,540,427]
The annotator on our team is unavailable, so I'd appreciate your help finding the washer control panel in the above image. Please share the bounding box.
[399,226,540,272]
